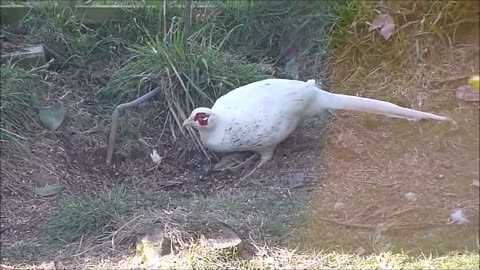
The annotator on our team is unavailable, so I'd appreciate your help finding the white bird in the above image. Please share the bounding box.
[182,78,449,180]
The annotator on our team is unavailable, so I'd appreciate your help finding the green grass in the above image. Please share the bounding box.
[326,0,479,71]
[47,186,136,243]
[0,62,46,142]
[1,241,52,262]
[17,3,111,64]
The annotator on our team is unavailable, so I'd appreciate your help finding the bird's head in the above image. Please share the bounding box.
[182,107,216,130]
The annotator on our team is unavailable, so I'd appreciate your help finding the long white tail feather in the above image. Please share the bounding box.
[316,88,449,121]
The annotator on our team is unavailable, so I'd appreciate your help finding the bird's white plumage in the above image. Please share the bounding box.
[184,78,449,178]
[204,79,318,153]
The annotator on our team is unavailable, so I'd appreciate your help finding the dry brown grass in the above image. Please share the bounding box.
[298,0,480,255]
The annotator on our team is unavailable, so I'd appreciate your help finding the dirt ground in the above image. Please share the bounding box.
[0,52,333,264]
[1,14,479,269]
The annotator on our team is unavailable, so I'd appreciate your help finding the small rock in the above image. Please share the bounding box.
[355,246,366,256]
[471,179,479,188]
[334,201,345,211]
[203,223,242,255]
[403,192,417,201]
[135,223,171,264]
[288,172,305,188]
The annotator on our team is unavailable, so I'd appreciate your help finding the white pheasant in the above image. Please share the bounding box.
[182,78,449,180]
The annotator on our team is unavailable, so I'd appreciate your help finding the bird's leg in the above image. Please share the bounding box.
[226,152,259,171]
[211,152,255,172]
[238,149,274,182]
[211,152,259,172]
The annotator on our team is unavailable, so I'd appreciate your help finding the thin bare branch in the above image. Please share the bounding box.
[106,87,161,166]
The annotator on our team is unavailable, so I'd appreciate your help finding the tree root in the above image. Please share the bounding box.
[106,87,161,166]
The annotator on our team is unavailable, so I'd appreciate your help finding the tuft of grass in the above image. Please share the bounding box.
[203,0,341,60]
[98,26,269,144]
[48,186,135,243]
[0,62,46,142]
[16,2,114,65]
[1,241,51,263]
[327,0,479,73]
[99,27,268,107]
[177,188,308,244]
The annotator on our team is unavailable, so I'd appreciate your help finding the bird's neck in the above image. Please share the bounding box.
[197,118,226,151]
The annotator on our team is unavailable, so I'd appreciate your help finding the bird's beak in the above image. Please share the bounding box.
[182,118,194,127]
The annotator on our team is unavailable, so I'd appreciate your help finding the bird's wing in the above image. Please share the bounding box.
[209,79,318,152]
[212,78,317,116]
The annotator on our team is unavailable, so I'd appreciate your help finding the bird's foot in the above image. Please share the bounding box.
[236,154,272,183]
[211,152,258,172]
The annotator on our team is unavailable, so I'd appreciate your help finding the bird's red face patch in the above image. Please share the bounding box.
[194,112,209,126]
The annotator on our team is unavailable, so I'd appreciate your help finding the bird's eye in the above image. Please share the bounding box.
[195,113,208,121]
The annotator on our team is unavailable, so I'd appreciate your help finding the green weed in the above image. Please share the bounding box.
[0,62,45,142]
[48,186,135,243]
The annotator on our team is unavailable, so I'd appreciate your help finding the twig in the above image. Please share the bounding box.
[106,87,161,166]
[352,180,399,187]
[316,216,378,229]
[73,241,108,257]
[429,75,470,87]
[316,216,469,232]
[385,207,415,219]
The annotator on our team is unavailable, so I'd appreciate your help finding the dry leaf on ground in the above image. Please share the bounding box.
[368,13,396,40]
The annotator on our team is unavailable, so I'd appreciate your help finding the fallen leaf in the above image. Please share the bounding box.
[448,208,469,224]
[39,103,66,130]
[368,13,395,40]
[150,149,162,165]
[35,184,64,197]
[456,85,480,101]
[368,14,388,32]
[334,201,345,211]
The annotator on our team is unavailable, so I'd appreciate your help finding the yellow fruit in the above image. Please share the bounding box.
[468,75,479,90]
